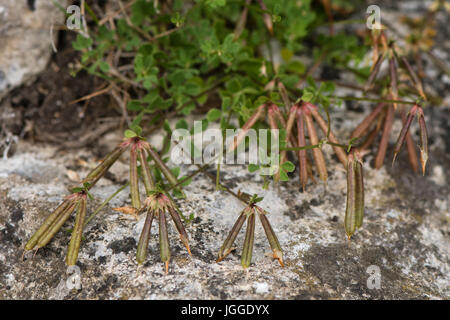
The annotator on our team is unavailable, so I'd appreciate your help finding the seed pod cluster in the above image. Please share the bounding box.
[24,136,188,268]
[392,104,428,175]
[137,192,191,272]
[217,204,283,269]
[228,99,347,190]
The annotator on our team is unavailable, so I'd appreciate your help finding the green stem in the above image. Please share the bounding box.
[84,183,129,226]
[335,96,417,105]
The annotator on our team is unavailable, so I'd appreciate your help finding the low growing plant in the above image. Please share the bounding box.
[23,0,442,271]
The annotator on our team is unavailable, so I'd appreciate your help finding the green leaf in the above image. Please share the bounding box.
[72,34,93,50]
[99,61,110,73]
[248,164,259,172]
[279,169,289,181]
[124,129,137,138]
[171,167,181,178]
[281,161,295,172]
[206,108,221,122]
[178,176,192,187]
[176,119,189,130]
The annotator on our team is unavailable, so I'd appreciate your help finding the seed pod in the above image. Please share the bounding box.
[351,103,386,139]
[217,209,247,262]
[145,144,181,193]
[228,103,266,152]
[136,210,154,264]
[354,156,364,229]
[167,205,191,255]
[345,153,356,239]
[393,105,418,166]
[234,0,251,40]
[83,146,127,187]
[267,105,283,183]
[359,110,386,152]
[375,104,395,169]
[307,103,348,166]
[364,53,384,92]
[400,107,419,173]
[258,0,273,34]
[66,197,87,266]
[241,210,255,269]
[158,210,170,273]
[129,146,140,209]
[417,108,428,176]
[25,199,71,251]
[36,200,78,249]
[296,108,308,191]
[400,56,426,99]
[277,81,292,111]
[345,152,365,238]
[303,106,328,182]
[389,56,399,110]
[138,148,155,195]
[285,105,298,147]
[257,207,283,267]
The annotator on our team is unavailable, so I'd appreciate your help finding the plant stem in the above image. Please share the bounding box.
[335,96,417,105]
[84,183,129,226]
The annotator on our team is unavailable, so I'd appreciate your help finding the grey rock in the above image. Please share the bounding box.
[0,103,448,299]
[0,0,67,100]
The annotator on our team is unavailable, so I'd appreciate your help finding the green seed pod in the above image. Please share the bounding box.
[136,210,154,264]
[36,200,78,249]
[345,154,356,239]
[145,145,181,194]
[84,146,127,187]
[354,157,364,229]
[241,210,255,269]
[25,199,71,251]
[217,209,247,262]
[129,146,141,209]
[167,205,190,255]
[138,149,155,195]
[66,198,87,266]
[257,207,283,267]
[158,210,170,272]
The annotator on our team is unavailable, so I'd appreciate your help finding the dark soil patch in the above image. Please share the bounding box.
[5,31,120,148]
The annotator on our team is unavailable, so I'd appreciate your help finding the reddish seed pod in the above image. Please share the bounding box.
[375,104,395,169]
[345,152,364,238]
[217,209,247,262]
[296,108,308,191]
[302,104,328,182]
[364,53,384,92]
[257,207,283,267]
[417,108,428,176]
[228,103,266,152]
[393,105,418,166]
